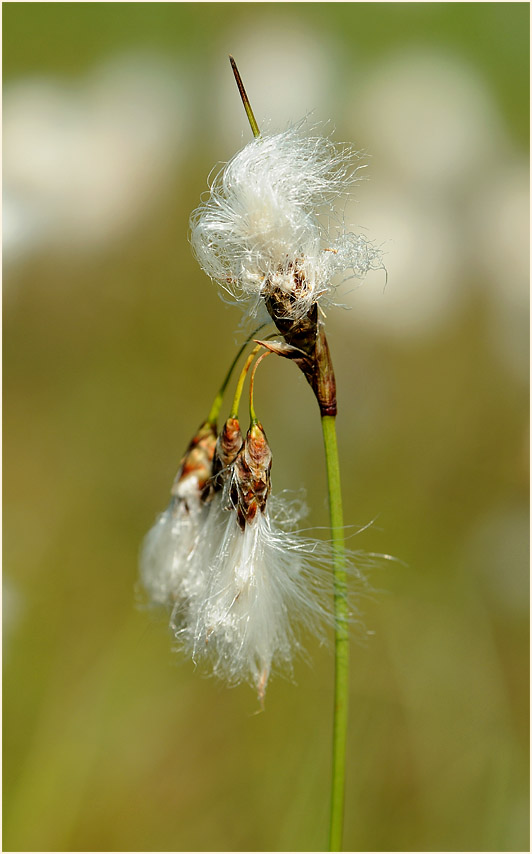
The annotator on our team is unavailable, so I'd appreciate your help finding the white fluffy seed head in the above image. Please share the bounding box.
[141,420,376,702]
[177,495,315,699]
[190,124,383,319]
[174,490,369,702]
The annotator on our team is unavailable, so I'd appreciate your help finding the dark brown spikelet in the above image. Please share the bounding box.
[171,421,217,509]
[231,422,272,531]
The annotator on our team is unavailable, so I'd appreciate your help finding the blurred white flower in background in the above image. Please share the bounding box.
[351,50,508,192]
[339,49,528,373]
[3,53,188,264]
[342,189,464,337]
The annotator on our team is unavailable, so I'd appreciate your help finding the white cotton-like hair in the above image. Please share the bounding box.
[169,489,227,625]
[175,490,366,701]
[190,124,383,319]
[139,476,207,610]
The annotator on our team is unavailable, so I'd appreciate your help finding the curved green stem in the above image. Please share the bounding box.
[322,414,349,852]
[230,344,262,419]
[249,350,271,424]
[207,325,268,425]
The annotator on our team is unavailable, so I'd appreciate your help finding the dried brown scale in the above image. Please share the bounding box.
[216,417,243,468]
[264,280,320,351]
[231,423,272,531]
[170,421,217,509]
[262,286,338,417]
[206,416,243,499]
[262,260,315,318]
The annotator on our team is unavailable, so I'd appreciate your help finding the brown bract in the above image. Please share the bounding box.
[260,290,337,417]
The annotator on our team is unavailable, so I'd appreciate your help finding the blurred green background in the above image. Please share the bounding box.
[3,3,529,852]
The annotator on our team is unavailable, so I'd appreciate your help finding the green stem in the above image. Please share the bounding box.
[249,350,271,424]
[230,344,262,418]
[321,414,349,852]
[207,325,268,425]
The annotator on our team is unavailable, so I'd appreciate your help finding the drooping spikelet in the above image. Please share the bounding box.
[139,421,216,608]
[180,422,340,702]
[141,414,371,702]
[170,414,244,629]
[190,125,383,319]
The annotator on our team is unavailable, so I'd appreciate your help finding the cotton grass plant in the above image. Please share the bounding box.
[139,57,384,851]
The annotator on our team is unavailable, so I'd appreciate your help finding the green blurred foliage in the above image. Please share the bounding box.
[3,3,529,852]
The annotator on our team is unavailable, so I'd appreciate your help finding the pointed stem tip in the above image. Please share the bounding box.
[229,55,261,139]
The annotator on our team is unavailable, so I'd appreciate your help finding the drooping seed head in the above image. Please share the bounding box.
[141,421,217,609]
